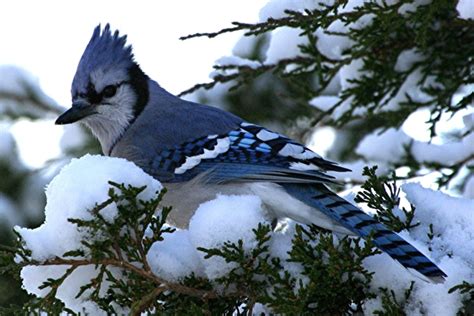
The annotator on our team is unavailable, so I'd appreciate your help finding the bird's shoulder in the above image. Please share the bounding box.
[111,93,242,174]
[128,92,242,145]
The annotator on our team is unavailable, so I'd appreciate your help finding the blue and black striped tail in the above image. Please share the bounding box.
[282,183,446,283]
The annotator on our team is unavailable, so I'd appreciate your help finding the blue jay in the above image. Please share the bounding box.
[56,25,446,283]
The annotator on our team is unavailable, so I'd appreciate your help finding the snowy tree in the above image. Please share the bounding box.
[0,66,99,309]
[0,65,64,308]
[1,0,473,314]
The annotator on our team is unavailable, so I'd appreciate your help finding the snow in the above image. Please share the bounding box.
[147,229,205,282]
[0,65,60,117]
[259,0,454,125]
[398,0,431,16]
[411,132,474,165]
[21,265,113,316]
[268,220,306,283]
[309,95,341,112]
[394,183,474,313]
[259,0,331,21]
[307,125,337,158]
[403,183,474,263]
[264,27,308,65]
[232,35,259,58]
[339,58,365,90]
[356,128,411,163]
[463,110,474,130]
[188,194,269,279]
[0,66,45,100]
[252,303,272,315]
[16,160,273,313]
[315,20,353,61]
[210,56,262,79]
[383,70,435,112]
[14,153,474,314]
[214,56,261,69]
[17,154,162,261]
[260,0,361,65]
[356,125,474,172]
[464,175,474,199]
[351,12,376,30]
[402,108,432,142]
[17,155,162,314]
[457,0,474,20]
[363,182,474,315]
[394,49,425,72]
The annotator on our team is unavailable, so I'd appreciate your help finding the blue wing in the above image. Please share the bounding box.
[144,122,348,184]
[142,121,446,282]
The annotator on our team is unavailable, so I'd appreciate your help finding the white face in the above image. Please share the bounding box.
[79,67,137,155]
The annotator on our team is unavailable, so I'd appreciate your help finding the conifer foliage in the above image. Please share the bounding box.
[0,0,473,314]
[0,179,417,315]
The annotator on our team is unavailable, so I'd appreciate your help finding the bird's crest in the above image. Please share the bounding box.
[72,24,135,93]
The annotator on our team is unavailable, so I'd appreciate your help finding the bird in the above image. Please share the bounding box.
[55,24,446,283]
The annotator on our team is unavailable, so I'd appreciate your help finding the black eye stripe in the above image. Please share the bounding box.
[102,85,117,98]
[100,81,130,97]
[75,81,130,104]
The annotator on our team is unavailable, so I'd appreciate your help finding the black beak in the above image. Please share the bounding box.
[55,100,96,125]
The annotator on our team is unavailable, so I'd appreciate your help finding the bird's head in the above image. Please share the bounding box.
[56,24,149,154]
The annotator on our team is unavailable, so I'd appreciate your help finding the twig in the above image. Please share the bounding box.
[29,257,221,299]
[0,88,62,115]
[130,286,166,316]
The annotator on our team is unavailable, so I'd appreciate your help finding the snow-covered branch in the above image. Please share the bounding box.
[0,155,470,314]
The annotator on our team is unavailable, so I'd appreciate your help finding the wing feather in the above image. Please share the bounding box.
[145,122,350,183]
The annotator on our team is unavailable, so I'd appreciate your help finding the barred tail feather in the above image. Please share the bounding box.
[282,183,446,283]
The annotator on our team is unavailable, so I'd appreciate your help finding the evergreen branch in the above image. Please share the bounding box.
[181,0,474,147]
[374,282,415,315]
[0,244,17,254]
[355,166,419,232]
[26,257,220,300]
[180,21,261,40]
[179,8,338,41]
[178,56,321,97]
[130,286,166,316]
[0,92,59,114]
[0,77,62,118]
[449,281,474,296]
[400,143,474,189]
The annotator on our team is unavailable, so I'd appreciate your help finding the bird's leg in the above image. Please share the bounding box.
[271,218,279,231]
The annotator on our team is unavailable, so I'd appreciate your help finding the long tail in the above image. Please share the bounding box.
[281,183,446,283]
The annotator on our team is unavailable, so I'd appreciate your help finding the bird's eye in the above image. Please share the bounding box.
[102,85,117,98]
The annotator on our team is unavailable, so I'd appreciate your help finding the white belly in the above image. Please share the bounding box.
[162,180,353,235]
